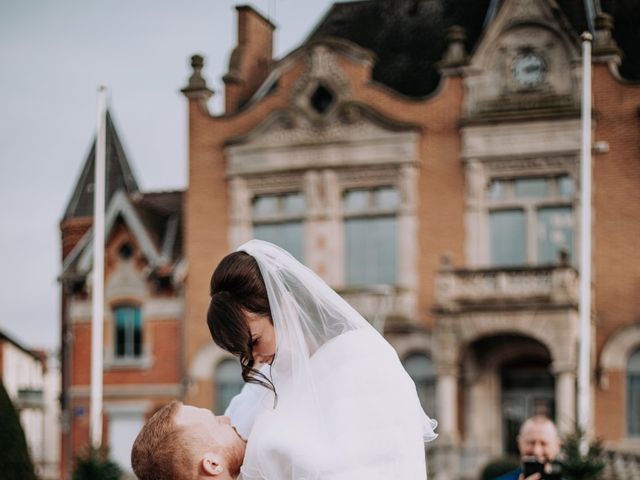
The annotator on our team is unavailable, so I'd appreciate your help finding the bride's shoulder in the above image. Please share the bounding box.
[311,328,400,380]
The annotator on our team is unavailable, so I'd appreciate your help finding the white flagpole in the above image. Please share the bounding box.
[577,32,593,444]
[90,85,107,448]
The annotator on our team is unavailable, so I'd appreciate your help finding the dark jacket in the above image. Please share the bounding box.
[495,467,521,480]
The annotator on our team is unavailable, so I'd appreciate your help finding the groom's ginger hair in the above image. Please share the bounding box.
[131,400,195,480]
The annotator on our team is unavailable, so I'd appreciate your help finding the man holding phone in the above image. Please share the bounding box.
[495,415,562,480]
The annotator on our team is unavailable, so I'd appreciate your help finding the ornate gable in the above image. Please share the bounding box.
[226,42,418,176]
[464,0,581,119]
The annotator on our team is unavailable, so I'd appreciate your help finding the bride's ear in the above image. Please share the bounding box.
[200,453,225,476]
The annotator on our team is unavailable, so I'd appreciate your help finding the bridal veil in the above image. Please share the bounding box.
[237,239,437,479]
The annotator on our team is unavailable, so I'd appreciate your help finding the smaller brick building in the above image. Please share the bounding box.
[58,112,186,477]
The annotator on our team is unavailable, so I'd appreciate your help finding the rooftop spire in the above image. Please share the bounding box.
[62,110,139,221]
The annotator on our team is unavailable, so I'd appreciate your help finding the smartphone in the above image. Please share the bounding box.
[522,456,545,478]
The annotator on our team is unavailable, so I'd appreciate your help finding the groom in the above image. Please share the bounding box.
[131,400,247,480]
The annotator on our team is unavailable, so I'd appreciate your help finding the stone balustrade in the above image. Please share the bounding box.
[602,450,640,480]
[435,265,579,312]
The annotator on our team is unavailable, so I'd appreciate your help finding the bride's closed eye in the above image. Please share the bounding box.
[252,337,260,346]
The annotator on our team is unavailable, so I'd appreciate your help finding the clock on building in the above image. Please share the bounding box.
[512,52,546,88]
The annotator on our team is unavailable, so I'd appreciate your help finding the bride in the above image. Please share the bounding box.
[207,239,437,479]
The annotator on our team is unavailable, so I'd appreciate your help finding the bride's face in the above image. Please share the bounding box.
[245,310,276,365]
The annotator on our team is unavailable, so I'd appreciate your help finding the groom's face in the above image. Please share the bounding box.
[175,405,247,450]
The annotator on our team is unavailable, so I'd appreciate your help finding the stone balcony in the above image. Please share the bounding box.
[435,264,579,312]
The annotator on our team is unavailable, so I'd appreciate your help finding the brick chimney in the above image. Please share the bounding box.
[223,5,275,113]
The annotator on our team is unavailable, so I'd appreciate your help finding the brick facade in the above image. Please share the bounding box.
[592,60,640,443]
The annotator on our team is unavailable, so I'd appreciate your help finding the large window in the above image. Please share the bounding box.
[253,192,305,261]
[344,186,399,286]
[488,175,575,266]
[113,305,142,360]
[403,353,436,416]
[215,359,244,414]
[628,348,640,436]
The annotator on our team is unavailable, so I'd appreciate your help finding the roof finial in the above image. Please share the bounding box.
[592,12,621,61]
[181,54,214,100]
[439,26,469,70]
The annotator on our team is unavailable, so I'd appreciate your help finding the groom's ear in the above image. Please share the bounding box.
[200,453,225,476]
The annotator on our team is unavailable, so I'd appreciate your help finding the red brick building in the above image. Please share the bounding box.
[59,113,185,477]
[59,1,640,478]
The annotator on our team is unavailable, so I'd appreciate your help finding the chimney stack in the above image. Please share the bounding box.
[223,5,275,113]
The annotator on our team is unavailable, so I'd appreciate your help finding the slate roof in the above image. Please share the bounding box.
[307,0,640,98]
[62,110,140,221]
[134,190,184,264]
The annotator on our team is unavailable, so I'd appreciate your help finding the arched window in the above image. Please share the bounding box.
[113,305,142,360]
[215,359,244,415]
[628,348,640,436]
[403,353,436,416]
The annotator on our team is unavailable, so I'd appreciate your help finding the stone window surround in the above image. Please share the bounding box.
[464,154,579,268]
[109,303,146,367]
[229,163,420,323]
[67,294,185,372]
[229,164,418,288]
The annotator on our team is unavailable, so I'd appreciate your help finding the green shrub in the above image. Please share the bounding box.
[560,428,606,480]
[480,456,520,480]
[0,381,37,480]
[73,446,122,480]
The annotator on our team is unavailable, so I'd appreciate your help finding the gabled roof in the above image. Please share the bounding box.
[0,329,44,363]
[60,190,183,279]
[62,110,140,221]
[307,0,639,98]
[134,191,183,266]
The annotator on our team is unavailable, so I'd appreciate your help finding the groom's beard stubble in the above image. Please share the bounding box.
[222,438,246,477]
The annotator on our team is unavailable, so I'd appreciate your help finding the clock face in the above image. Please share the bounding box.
[512,53,546,88]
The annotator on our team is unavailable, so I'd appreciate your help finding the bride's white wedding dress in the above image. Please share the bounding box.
[233,240,437,480]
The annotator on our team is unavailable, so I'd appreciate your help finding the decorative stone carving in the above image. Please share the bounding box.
[484,155,576,175]
[593,13,622,60]
[244,171,303,193]
[180,54,214,101]
[105,260,148,301]
[464,0,580,119]
[510,0,543,21]
[290,45,351,121]
[337,165,402,188]
[435,266,579,310]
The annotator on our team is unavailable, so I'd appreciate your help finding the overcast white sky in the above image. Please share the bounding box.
[0,0,338,350]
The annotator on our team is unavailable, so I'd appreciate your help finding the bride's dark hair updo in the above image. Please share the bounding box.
[207,251,275,390]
